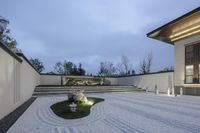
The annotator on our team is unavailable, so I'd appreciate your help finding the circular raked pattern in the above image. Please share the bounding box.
[36,96,106,127]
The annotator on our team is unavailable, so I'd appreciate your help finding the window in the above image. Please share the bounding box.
[185,43,200,84]
[186,45,193,59]
[185,65,193,83]
[199,64,200,83]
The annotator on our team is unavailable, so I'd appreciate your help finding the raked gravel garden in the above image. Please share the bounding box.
[7,92,200,133]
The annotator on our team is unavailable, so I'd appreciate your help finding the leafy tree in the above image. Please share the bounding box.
[71,64,78,75]
[63,61,73,75]
[54,62,64,74]
[53,61,86,75]
[98,61,116,76]
[131,69,136,75]
[0,16,21,52]
[78,63,86,75]
[0,16,9,41]
[139,52,153,74]
[29,58,45,73]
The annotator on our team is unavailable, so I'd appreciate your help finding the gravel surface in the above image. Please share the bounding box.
[7,92,200,133]
[0,97,36,133]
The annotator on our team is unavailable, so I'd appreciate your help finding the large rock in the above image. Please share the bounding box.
[67,90,87,103]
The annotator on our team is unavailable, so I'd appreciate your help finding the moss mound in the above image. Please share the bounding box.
[51,97,104,119]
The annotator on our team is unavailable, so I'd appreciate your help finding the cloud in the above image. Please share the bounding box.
[0,0,199,73]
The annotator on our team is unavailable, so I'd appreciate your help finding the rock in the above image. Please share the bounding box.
[67,90,87,103]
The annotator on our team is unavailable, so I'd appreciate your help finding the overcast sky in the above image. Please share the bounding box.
[0,1,200,74]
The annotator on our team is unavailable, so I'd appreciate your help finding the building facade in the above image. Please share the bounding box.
[148,7,200,95]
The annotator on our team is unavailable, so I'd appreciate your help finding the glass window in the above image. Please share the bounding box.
[186,65,193,75]
[185,44,200,84]
[199,64,200,83]
[185,65,193,83]
[186,45,193,59]
[186,76,193,83]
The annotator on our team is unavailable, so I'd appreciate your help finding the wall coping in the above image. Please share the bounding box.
[116,70,174,78]
[41,70,174,78]
[0,42,40,74]
[16,53,40,74]
[0,41,22,63]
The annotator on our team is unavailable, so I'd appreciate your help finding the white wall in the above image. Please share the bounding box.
[174,35,200,86]
[0,48,19,119]
[105,77,118,85]
[39,73,174,92]
[20,58,40,102]
[40,75,61,85]
[0,46,40,119]
[117,72,174,93]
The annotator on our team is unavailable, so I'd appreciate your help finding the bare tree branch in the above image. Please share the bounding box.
[117,55,132,76]
[139,52,153,74]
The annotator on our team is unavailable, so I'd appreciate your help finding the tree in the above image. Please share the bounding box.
[98,61,116,76]
[131,69,135,75]
[0,16,9,40]
[139,59,147,74]
[161,66,174,72]
[146,52,153,73]
[0,16,21,53]
[29,58,45,73]
[78,63,86,75]
[46,71,56,74]
[53,61,86,75]
[54,62,64,74]
[116,55,132,76]
[63,61,73,75]
[71,64,78,75]
[139,52,153,74]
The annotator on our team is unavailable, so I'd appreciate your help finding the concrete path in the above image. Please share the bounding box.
[8,92,200,133]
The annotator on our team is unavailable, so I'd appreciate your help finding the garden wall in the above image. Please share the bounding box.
[117,71,174,93]
[40,72,174,93]
[40,75,62,85]
[0,43,40,119]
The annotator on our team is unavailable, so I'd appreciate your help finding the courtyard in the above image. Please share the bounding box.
[1,2,200,133]
[7,92,200,133]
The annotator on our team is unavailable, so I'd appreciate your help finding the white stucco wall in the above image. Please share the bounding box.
[19,58,40,102]
[117,72,174,93]
[0,47,40,119]
[40,75,61,85]
[174,35,200,86]
[105,77,118,85]
[0,48,19,119]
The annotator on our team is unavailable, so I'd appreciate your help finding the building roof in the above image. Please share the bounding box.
[147,7,200,45]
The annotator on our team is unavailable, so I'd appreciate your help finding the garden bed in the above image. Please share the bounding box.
[51,97,104,119]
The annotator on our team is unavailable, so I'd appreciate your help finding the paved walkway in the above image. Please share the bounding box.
[8,92,200,133]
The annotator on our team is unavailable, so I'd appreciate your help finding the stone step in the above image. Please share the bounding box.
[33,89,144,96]
[33,85,145,96]
[34,88,138,92]
[36,85,135,89]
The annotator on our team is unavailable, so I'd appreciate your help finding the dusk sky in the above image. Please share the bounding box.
[0,1,200,74]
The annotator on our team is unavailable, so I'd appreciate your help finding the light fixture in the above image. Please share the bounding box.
[171,29,200,42]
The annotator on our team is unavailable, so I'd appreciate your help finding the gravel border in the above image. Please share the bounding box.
[0,97,37,133]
